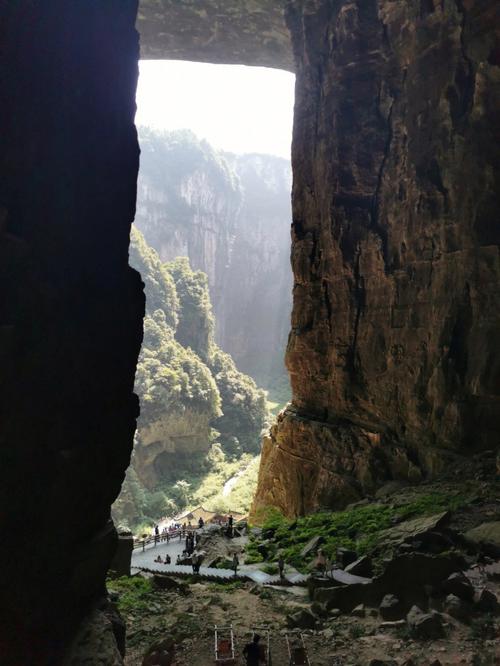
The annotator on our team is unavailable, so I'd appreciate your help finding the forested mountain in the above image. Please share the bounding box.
[134,128,292,389]
[112,228,269,529]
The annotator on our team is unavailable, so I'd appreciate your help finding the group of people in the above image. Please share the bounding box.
[153,553,171,564]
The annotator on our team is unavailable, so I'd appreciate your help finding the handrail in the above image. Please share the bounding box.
[132,527,194,550]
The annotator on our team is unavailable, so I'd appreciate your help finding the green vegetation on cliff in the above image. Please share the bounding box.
[113,228,269,530]
[246,489,472,570]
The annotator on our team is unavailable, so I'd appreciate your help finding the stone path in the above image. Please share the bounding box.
[131,537,309,586]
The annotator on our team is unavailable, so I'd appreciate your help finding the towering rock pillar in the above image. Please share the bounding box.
[253,0,500,517]
[0,2,143,662]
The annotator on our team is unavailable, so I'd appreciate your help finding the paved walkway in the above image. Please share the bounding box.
[131,536,308,585]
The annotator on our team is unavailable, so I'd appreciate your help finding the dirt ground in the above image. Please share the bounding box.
[123,576,500,666]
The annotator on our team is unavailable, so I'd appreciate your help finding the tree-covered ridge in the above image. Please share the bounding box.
[136,309,220,423]
[113,227,270,529]
[129,227,178,327]
[209,348,269,456]
[138,127,241,225]
[167,257,214,363]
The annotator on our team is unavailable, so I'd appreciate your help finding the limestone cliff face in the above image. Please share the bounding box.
[138,0,293,71]
[253,0,500,517]
[220,154,293,383]
[135,130,292,385]
[133,409,213,488]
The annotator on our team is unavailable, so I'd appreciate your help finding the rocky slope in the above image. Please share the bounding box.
[252,0,500,518]
[135,128,293,386]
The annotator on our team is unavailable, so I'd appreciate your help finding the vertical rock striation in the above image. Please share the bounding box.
[253,0,500,517]
[135,130,293,386]
[0,2,142,662]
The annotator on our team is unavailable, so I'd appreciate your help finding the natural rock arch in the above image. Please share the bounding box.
[0,1,498,662]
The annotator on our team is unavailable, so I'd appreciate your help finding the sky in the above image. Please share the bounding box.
[135,60,295,159]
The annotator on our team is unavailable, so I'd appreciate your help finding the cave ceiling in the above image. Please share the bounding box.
[137,0,293,71]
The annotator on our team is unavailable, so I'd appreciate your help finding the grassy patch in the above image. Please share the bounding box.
[247,490,470,572]
[107,576,155,614]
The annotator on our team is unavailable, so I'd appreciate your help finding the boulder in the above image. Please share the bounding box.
[345,556,373,578]
[142,637,176,666]
[375,481,408,499]
[377,553,463,606]
[286,609,318,630]
[315,582,379,613]
[308,576,334,596]
[475,588,498,613]
[351,604,365,617]
[379,594,404,621]
[379,620,407,631]
[300,535,324,558]
[379,512,450,549]
[465,522,500,558]
[336,548,358,569]
[369,660,398,666]
[484,561,500,581]
[443,594,471,623]
[442,572,474,602]
[310,601,328,618]
[330,569,372,586]
[406,606,445,640]
[64,609,124,665]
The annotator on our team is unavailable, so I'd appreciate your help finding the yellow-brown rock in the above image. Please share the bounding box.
[252,0,500,518]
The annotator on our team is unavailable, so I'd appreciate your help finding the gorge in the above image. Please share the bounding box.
[134,127,293,388]
[0,1,499,663]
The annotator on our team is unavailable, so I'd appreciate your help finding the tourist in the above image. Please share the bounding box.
[176,555,181,565]
[242,634,261,666]
[278,553,285,580]
[315,548,327,576]
[165,554,171,565]
[232,552,239,576]
[198,516,204,529]
[228,514,234,528]
[191,553,199,573]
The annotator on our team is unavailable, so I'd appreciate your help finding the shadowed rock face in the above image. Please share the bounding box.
[138,0,293,71]
[252,0,500,517]
[2,0,499,660]
[0,1,142,662]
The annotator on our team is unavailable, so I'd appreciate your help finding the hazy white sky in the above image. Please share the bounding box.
[135,60,295,159]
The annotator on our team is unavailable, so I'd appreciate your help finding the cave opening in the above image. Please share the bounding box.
[113,59,295,545]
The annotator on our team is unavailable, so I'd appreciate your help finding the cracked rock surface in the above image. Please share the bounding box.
[253,0,500,517]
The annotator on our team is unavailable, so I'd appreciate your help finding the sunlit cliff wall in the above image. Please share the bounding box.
[253,0,500,518]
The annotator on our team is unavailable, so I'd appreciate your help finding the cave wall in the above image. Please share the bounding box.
[253,0,500,517]
[0,2,143,662]
[138,0,293,71]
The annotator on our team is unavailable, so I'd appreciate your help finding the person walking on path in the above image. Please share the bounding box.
[154,524,159,544]
[232,552,239,577]
[278,553,285,580]
[191,552,198,574]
